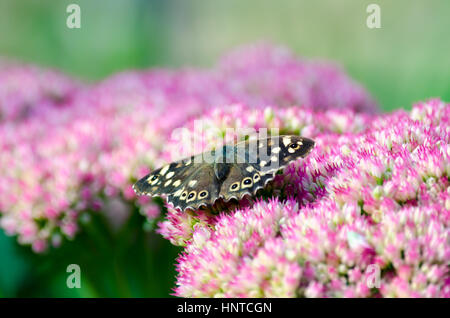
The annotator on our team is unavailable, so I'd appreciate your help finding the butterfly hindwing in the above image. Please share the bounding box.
[217,135,315,200]
[167,164,219,211]
[218,163,272,201]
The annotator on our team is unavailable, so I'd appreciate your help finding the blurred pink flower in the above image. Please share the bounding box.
[217,43,378,113]
[0,44,376,252]
[0,61,82,122]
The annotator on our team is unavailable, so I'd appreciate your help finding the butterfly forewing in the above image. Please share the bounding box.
[132,155,196,196]
[256,135,315,174]
[167,164,220,211]
[217,135,315,200]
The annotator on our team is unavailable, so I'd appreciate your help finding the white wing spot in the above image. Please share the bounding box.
[271,155,278,162]
[188,180,198,187]
[271,147,281,154]
[282,137,291,146]
[165,171,175,179]
[246,166,254,173]
[160,165,170,176]
[173,180,181,187]
[164,180,172,187]
[260,160,267,167]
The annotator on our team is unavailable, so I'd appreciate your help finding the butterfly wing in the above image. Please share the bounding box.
[218,163,273,201]
[133,155,197,196]
[251,135,315,174]
[218,135,315,201]
[166,164,220,211]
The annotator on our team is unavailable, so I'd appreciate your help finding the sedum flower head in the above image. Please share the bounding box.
[170,99,449,297]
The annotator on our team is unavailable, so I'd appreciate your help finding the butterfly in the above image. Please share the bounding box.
[133,135,315,212]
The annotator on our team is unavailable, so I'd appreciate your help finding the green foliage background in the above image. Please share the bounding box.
[0,0,448,297]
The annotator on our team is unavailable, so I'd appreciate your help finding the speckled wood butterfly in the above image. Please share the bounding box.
[133,135,315,211]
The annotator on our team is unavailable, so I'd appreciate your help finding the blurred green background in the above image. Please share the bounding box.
[0,0,449,297]
[1,0,449,111]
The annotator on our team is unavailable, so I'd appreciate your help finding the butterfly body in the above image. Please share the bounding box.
[133,135,315,211]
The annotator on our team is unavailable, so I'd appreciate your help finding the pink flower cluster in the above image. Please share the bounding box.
[216,44,378,113]
[2,44,448,298]
[165,99,449,297]
[0,44,376,252]
[0,61,81,122]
